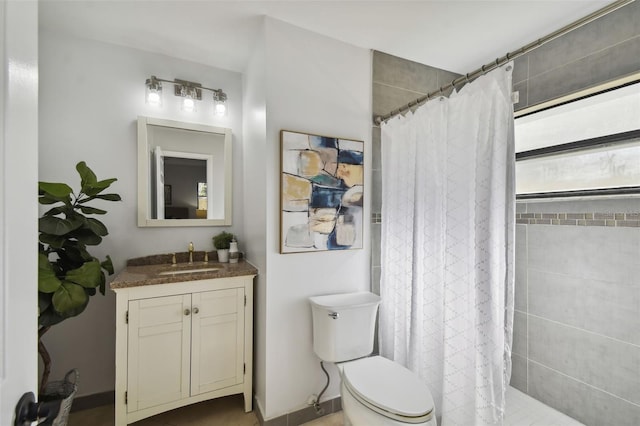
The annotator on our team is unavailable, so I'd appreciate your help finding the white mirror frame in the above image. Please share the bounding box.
[137,116,232,227]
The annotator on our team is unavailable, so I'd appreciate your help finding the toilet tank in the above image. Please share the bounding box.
[309,292,381,362]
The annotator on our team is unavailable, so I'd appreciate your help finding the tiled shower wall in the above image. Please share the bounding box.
[371,2,640,425]
[510,2,640,425]
[371,51,459,294]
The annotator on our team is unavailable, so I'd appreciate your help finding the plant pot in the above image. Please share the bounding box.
[40,369,78,426]
[217,249,229,262]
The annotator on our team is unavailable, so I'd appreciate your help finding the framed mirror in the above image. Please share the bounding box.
[137,116,232,227]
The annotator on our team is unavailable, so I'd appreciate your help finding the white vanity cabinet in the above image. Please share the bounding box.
[113,274,255,426]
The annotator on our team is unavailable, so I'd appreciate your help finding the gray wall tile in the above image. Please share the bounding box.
[512,56,528,85]
[512,310,527,357]
[528,0,640,78]
[513,81,528,111]
[524,198,640,214]
[515,202,527,214]
[436,69,462,92]
[528,361,640,426]
[515,224,527,312]
[510,353,527,393]
[373,51,440,93]
[528,316,640,405]
[528,269,640,345]
[371,169,382,214]
[373,82,426,118]
[371,224,381,267]
[371,265,381,295]
[372,126,381,171]
[528,225,640,284]
[527,36,640,106]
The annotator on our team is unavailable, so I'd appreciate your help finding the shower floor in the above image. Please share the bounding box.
[505,386,584,425]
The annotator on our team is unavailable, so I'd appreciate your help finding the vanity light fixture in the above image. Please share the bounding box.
[144,75,228,116]
[145,76,163,106]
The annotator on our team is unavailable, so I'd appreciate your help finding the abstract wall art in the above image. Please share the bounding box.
[280,130,364,253]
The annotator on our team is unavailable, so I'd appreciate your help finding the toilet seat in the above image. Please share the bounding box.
[341,356,434,424]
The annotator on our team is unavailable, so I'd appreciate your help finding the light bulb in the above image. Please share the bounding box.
[145,76,162,106]
[215,101,227,116]
[183,96,195,112]
[147,90,160,105]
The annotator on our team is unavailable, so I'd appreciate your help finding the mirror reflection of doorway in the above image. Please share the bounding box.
[153,148,213,219]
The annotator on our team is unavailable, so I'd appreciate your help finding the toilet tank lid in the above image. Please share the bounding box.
[309,292,381,310]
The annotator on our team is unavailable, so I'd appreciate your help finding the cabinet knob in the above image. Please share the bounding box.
[193,307,199,314]
[184,308,191,316]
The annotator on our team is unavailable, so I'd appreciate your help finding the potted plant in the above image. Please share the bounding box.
[38,161,120,423]
[212,231,234,262]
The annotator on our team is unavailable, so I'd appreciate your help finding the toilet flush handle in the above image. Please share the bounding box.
[328,312,339,319]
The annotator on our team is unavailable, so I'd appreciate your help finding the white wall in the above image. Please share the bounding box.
[38,30,244,397]
[0,1,39,423]
[241,23,268,416]
[259,18,372,420]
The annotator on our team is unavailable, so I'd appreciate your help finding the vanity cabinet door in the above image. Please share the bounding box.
[190,288,245,395]
[127,294,191,412]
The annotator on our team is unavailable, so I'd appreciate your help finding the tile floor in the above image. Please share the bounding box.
[68,394,343,426]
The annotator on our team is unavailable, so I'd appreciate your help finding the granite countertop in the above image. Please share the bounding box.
[110,257,258,289]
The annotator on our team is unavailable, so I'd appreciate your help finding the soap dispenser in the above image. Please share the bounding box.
[229,238,239,263]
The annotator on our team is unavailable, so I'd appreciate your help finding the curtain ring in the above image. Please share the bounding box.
[495,58,500,67]
[465,73,471,83]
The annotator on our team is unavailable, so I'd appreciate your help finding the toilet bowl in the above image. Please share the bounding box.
[309,292,437,426]
[338,356,435,425]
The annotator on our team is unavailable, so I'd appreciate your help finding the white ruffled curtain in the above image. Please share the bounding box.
[379,64,515,426]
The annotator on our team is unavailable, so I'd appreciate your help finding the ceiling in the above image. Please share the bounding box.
[39,0,613,75]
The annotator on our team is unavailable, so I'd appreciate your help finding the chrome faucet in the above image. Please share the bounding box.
[188,242,194,264]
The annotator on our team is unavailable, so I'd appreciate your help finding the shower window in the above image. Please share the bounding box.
[514,79,640,199]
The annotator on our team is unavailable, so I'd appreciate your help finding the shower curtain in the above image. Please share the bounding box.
[379,64,515,426]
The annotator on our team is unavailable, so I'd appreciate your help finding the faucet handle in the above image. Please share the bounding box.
[204,252,209,263]
[188,242,194,252]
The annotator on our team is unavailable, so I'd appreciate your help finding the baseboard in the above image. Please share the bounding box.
[70,391,115,412]
[255,395,341,426]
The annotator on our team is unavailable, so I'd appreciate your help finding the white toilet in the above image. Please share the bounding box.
[309,292,436,426]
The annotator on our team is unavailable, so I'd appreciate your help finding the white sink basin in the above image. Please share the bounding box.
[159,267,221,276]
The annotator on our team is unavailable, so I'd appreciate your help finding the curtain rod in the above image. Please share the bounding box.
[373,0,635,125]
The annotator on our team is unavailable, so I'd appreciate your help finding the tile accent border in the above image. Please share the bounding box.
[516,212,640,227]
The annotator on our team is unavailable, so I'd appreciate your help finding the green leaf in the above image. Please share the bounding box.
[65,261,102,288]
[83,178,118,197]
[42,206,68,217]
[39,233,67,249]
[38,182,73,204]
[38,305,68,328]
[78,193,122,203]
[85,218,108,236]
[70,229,103,245]
[101,255,114,275]
[52,282,88,314]
[94,193,122,201]
[38,253,62,293]
[78,205,107,215]
[76,161,97,190]
[38,292,52,316]
[38,195,60,205]
[38,215,84,236]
